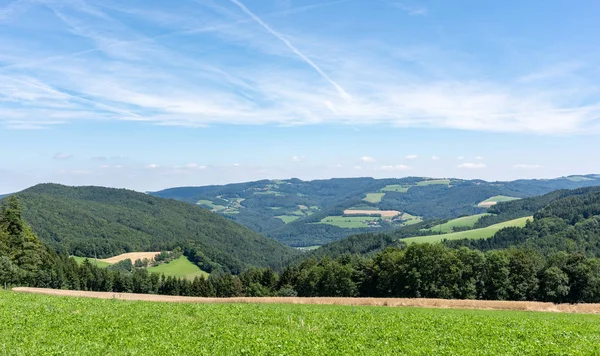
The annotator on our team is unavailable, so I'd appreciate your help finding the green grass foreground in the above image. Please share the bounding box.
[2,291,600,355]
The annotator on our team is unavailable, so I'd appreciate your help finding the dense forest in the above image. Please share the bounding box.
[4,182,600,304]
[150,175,600,246]
[13,184,298,273]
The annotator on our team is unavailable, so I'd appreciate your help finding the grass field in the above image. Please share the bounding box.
[427,213,491,233]
[363,192,385,203]
[477,195,520,207]
[196,199,226,211]
[276,215,301,224]
[402,217,532,244]
[416,179,450,186]
[567,175,594,182]
[380,184,409,193]
[147,256,209,279]
[3,291,600,355]
[70,256,111,268]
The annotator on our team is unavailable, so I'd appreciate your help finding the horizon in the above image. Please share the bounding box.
[2,0,599,193]
[3,172,599,195]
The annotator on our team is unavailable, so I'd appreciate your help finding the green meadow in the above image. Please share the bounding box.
[427,213,491,233]
[147,256,209,279]
[402,217,532,244]
[2,291,600,355]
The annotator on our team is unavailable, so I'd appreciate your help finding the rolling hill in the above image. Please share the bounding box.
[300,186,600,261]
[150,175,600,246]
[14,184,298,273]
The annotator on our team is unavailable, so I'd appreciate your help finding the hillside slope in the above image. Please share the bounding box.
[301,186,600,261]
[15,184,298,273]
[150,175,600,246]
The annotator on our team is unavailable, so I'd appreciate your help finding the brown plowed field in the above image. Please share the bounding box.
[12,288,600,314]
[99,252,160,264]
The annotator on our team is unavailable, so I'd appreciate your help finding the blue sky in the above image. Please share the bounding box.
[1,0,599,193]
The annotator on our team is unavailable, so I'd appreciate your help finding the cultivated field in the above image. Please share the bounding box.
[402,217,532,244]
[4,290,600,355]
[477,195,520,208]
[99,252,161,264]
[380,184,409,193]
[416,179,451,186]
[147,256,209,279]
[343,209,401,217]
[427,213,491,233]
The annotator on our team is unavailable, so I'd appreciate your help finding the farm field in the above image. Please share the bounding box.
[319,216,381,228]
[3,291,600,355]
[402,216,532,244]
[343,209,401,217]
[276,215,301,224]
[416,179,451,186]
[147,256,209,279]
[427,213,491,233]
[363,192,385,203]
[99,252,160,264]
[70,256,111,268]
[477,195,520,208]
[196,199,226,211]
[380,184,409,192]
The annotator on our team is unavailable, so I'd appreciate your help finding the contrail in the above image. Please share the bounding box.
[2,75,141,118]
[0,0,352,72]
[228,0,351,101]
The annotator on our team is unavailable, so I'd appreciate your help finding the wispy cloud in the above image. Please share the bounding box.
[0,0,598,135]
[227,0,351,101]
[361,156,376,163]
[431,156,441,160]
[458,163,486,169]
[405,154,418,160]
[53,153,73,160]
[380,164,410,171]
[392,2,427,16]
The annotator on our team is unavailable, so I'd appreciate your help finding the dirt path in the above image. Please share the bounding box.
[12,288,600,314]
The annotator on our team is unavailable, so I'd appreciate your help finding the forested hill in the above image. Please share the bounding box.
[150,175,600,246]
[448,187,600,256]
[13,184,298,273]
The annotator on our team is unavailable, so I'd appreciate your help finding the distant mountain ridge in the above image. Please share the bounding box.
[150,175,600,246]
[14,183,298,273]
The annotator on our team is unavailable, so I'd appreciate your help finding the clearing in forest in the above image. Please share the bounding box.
[477,195,520,208]
[363,192,385,203]
[343,210,401,218]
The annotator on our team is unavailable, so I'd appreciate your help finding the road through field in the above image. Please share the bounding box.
[12,287,600,314]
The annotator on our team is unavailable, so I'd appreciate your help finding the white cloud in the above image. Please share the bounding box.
[0,0,598,135]
[353,165,363,170]
[475,156,484,160]
[513,164,543,170]
[431,156,441,160]
[147,164,158,169]
[405,154,418,160]
[53,153,73,160]
[361,156,376,163]
[184,163,206,169]
[380,164,410,171]
[458,163,487,169]
[457,156,465,160]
